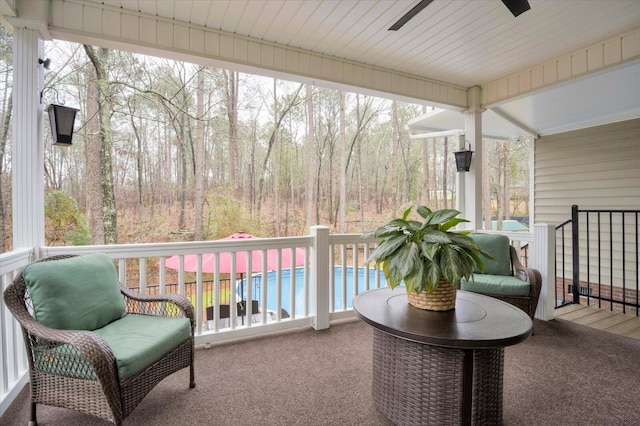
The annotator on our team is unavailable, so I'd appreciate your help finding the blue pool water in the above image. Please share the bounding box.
[241,266,387,317]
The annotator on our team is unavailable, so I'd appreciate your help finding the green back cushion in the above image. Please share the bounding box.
[470,233,512,276]
[23,253,125,330]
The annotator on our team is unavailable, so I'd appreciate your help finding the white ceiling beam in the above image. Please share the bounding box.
[409,129,465,139]
[490,107,539,139]
[45,0,468,109]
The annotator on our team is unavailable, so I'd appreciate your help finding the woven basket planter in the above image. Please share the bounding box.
[406,279,457,311]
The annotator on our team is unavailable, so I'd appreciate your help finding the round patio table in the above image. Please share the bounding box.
[353,287,532,426]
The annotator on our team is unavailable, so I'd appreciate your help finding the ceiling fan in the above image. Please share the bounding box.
[389,0,531,31]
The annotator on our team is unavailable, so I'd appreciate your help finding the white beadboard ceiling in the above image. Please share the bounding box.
[92,0,640,87]
[70,1,640,135]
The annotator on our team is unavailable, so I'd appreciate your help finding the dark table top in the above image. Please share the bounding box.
[353,287,532,349]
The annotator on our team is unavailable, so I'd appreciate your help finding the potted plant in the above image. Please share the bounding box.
[363,205,488,311]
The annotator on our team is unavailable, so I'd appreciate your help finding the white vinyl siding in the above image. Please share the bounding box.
[535,119,640,295]
[535,119,640,224]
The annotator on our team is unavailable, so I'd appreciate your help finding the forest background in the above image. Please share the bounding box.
[0,30,531,253]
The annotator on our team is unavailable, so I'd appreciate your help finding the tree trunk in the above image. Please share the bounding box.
[482,139,492,230]
[225,70,239,195]
[356,95,364,229]
[443,136,448,208]
[194,67,205,240]
[178,116,187,231]
[84,45,117,244]
[422,105,430,207]
[391,101,399,217]
[0,92,11,252]
[273,80,281,236]
[305,84,315,229]
[432,138,438,209]
[504,141,512,219]
[338,91,346,232]
[497,142,505,231]
[257,83,303,213]
[126,102,144,209]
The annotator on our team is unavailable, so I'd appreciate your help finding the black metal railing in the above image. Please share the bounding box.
[132,276,265,312]
[555,205,640,316]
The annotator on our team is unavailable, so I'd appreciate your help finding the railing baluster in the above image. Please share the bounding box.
[636,212,639,317]
[556,206,639,316]
[352,243,359,302]
[598,212,602,309]
[341,244,347,311]
[572,205,580,304]
[586,212,592,307]
[610,212,614,312]
[622,212,626,314]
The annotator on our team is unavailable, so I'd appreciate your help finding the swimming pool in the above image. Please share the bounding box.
[241,266,387,317]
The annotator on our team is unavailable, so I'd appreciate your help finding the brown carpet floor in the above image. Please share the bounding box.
[2,317,640,425]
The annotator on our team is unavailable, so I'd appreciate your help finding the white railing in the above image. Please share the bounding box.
[1,228,383,416]
[1,224,555,417]
[0,248,33,416]
[35,227,384,344]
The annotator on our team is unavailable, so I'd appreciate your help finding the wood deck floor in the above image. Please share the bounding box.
[554,303,640,340]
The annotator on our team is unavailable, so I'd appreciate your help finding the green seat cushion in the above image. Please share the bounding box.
[461,273,530,297]
[23,253,125,330]
[470,233,512,276]
[94,314,192,381]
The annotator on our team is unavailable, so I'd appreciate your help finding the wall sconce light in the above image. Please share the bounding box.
[38,58,51,69]
[39,60,79,146]
[46,104,79,146]
[454,141,474,172]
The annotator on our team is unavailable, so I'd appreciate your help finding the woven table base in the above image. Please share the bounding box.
[371,329,504,426]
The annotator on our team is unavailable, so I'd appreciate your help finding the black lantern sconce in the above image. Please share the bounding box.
[46,104,79,146]
[40,57,80,146]
[454,141,474,172]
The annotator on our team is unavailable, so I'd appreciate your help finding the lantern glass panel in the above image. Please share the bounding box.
[47,104,79,146]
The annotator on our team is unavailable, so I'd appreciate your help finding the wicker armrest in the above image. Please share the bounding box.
[3,290,122,413]
[509,246,542,304]
[119,283,196,330]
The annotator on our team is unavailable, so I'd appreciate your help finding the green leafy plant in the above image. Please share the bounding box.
[45,190,91,246]
[363,206,489,294]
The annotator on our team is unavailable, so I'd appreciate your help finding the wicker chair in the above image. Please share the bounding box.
[3,254,196,425]
[461,234,542,320]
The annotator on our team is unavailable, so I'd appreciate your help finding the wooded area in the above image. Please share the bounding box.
[0,35,531,252]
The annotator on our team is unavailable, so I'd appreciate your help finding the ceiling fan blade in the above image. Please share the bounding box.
[388,0,434,31]
[501,0,531,17]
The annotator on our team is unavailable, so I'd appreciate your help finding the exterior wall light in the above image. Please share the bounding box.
[454,141,474,172]
[46,104,79,146]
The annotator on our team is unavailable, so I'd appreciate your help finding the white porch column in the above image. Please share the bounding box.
[455,133,466,216]
[9,2,49,255]
[532,224,556,320]
[311,226,330,330]
[462,86,484,230]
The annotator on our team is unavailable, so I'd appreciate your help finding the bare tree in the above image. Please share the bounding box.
[273,80,280,235]
[84,45,117,244]
[305,84,315,229]
[194,67,205,240]
[0,92,10,252]
[224,70,239,194]
[482,139,492,230]
[503,142,512,220]
[338,91,346,232]
[257,82,303,214]
[443,136,448,208]
[391,101,399,217]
